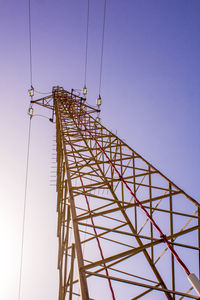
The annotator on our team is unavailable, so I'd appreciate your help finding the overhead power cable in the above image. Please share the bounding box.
[98,0,107,97]
[18,1,34,299]
[34,89,51,95]
[28,0,33,86]
[83,0,90,91]
[18,115,32,300]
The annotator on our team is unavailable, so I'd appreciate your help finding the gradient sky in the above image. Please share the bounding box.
[0,0,200,299]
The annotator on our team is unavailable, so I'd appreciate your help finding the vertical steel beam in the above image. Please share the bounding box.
[60,120,89,300]
[69,244,75,300]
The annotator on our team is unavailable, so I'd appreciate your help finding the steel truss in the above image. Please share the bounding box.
[32,86,200,300]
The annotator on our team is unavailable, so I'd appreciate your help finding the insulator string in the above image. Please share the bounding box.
[99,0,107,96]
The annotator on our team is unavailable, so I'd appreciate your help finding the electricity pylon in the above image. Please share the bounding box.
[32,86,200,300]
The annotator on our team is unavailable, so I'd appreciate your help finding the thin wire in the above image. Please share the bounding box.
[33,114,50,119]
[99,0,107,96]
[84,0,90,87]
[28,0,33,86]
[18,116,32,300]
[18,0,34,297]
[35,89,51,95]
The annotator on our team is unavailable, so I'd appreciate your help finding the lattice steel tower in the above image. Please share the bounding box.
[32,87,200,300]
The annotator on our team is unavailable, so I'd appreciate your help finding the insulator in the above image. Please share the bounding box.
[96,116,101,123]
[81,105,86,112]
[28,107,34,117]
[96,95,102,106]
[82,86,87,96]
[28,87,34,97]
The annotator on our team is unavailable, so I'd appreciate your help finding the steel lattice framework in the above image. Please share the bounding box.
[32,87,200,300]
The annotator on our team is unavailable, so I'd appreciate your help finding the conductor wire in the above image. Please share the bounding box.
[28,0,33,86]
[84,0,90,88]
[99,0,107,96]
[18,116,32,300]
[18,0,34,298]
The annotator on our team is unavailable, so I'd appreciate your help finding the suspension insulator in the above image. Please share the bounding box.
[81,105,87,113]
[82,86,87,96]
[96,116,101,123]
[28,107,34,117]
[96,95,102,107]
[28,86,34,97]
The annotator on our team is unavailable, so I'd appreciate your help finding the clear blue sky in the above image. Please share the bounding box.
[0,1,199,299]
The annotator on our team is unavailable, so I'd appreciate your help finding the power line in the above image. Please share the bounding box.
[18,1,34,298]
[28,0,33,86]
[98,0,107,96]
[34,89,51,95]
[83,0,90,89]
[18,116,32,300]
